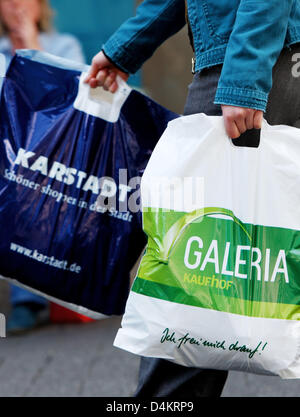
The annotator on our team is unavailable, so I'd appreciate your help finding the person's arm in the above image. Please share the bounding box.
[215,0,294,138]
[85,0,186,91]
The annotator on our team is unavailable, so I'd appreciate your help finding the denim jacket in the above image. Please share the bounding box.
[103,0,300,111]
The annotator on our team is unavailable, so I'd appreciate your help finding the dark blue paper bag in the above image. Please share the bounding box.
[0,50,177,318]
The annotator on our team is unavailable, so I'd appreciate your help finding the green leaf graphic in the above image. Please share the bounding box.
[156,207,252,262]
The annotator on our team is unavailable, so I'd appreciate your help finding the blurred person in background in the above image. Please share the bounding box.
[0,0,85,334]
[0,0,85,67]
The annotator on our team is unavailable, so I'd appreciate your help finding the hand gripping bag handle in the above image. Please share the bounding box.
[230,118,286,149]
[12,50,132,123]
[232,127,261,148]
[206,114,266,149]
[74,72,132,123]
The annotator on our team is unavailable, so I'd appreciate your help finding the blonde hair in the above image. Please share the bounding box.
[0,0,53,36]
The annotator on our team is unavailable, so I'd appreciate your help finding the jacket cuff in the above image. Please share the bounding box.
[102,49,129,74]
[103,37,142,74]
[214,87,268,112]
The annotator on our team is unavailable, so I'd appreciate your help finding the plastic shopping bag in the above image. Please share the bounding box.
[114,114,300,378]
[0,50,177,318]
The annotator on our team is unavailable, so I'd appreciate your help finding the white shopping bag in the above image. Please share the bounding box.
[114,114,300,379]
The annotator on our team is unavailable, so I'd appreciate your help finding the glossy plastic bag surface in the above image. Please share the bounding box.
[0,50,177,318]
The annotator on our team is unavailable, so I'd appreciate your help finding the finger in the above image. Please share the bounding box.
[234,115,247,135]
[84,62,104,84]
[84,73,92,83]
[88,78,100,89]
[95,69,109,87]
[245,111,255,130]
[84,72,94,84]
[103,72,117,91]
[253,111,263,129]
[15,9,26,26]
[86,72,107,89]
[18,8,28,19]
[224,118,240,139]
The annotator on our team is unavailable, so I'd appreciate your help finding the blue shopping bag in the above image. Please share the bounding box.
[0,50,177,318]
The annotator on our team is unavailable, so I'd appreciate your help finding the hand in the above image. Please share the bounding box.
[221,105,263,139]
[84,51,129,93]
[9,9,41,51]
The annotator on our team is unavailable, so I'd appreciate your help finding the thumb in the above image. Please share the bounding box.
[84,62,101,84]
[84,52,108,83]
[253,110,264,130]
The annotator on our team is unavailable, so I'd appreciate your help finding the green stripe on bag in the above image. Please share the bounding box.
[132,277,300,321]
[135,208,300,319]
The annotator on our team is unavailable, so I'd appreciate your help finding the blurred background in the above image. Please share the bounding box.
[1,0,300,398]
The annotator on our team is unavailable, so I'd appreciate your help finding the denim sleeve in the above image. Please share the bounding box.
[214,0,294,111]
[102,0,186,74]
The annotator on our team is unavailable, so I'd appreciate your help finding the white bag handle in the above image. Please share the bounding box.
[74,72,132,123]
[225,117,276,150]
